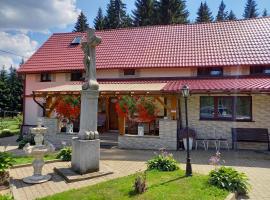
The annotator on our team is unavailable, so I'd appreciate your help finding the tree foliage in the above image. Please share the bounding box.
[73,11,89,32]
[157,0,189,25]
[0,66,23,112]
[243,0,259,19]
[196,2,214,23]
[132,0,155,26]
[104,0,132,29]
[216,0,228,21]
[227,10,237,20]
[94,8,105,30]
[262,9,268,17]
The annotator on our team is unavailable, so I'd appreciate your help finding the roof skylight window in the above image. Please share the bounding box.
[71,36,82,44]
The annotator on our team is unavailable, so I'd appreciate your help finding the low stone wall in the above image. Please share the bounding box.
[180,94,270,150]
[119,119,177,150]
[44,133,75,149]
[41,117,58,135]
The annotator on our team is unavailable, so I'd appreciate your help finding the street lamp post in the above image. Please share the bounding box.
[181,85,192,177]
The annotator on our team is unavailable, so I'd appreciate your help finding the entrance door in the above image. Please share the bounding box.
[109,98,118,130]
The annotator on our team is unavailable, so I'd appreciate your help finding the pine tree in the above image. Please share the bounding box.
[73,11,89,32]
[132,0,155,26]
[157,0,189,25]
[216,0,228,21]
[0,66,10,111]
[227,10,237,20]
[243,0,259,19]
[196,2,214,23]
[104,0,132,29]
[94,8,105,30]
[262,9,268,17]
[8,66,23,111]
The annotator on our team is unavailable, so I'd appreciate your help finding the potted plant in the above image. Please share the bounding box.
[0,151,14,188]
[179,128,196,150]
[55,96,80,134]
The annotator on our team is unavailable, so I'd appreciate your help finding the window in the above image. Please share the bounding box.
[40,73,51,82]
[250,66,270,75]
[70,72,83,81]
[200,96,252,121]
[123,69,135,76]
[71,36,82,45]
[198,67,223,76]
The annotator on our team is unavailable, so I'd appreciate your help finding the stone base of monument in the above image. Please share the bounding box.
[71,138,100,174]
[54,165,113,183]
[23,175,51,184]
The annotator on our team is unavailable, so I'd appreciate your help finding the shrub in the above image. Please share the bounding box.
[0,129,14,138]
[14,114,23,129]
[0,122,8,130]
[56,147,72,161]
[0,194,13,200]
[134,171,147,194]
[209,166,250,195]
[147,149,179,171]
[0,152,14,186]
[0,152,14,172]
[17,134,35,149]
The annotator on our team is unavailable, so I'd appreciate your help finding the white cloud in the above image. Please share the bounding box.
[0,32,38,68]
[0,56,14,69]
[0,0,80,33]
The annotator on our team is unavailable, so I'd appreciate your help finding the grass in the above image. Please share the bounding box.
[0,117,21,137]
[39,169,229,200]
[13,153,58,166]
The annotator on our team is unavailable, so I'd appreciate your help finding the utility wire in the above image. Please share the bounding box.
[0,49,28,58]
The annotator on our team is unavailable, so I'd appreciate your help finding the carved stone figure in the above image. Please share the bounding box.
[81,29,102,90]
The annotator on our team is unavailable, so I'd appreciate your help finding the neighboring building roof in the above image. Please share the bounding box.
[18,17,270,73]
[33,77,270,94]
[163,77,270,93]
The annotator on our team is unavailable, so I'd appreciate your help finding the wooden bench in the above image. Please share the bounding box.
[232,128,270,150]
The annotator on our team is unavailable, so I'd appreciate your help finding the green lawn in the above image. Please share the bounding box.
[13,153,58,165]
[0,117,21,137]
[39,169,228,200]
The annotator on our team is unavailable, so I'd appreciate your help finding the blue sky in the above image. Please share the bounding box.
[0,0,269,68]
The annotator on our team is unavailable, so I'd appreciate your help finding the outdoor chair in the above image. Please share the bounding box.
[195,138,208,150]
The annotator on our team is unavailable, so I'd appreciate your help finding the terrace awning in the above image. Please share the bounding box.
[33,81,167,95]
[33,77,270,96]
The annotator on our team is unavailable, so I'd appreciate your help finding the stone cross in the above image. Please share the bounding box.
[81,28,102,90]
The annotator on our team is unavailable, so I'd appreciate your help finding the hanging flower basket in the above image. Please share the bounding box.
[55,96,80,133]
[115,96,159,123]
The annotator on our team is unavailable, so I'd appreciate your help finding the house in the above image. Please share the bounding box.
[18,17,270,150]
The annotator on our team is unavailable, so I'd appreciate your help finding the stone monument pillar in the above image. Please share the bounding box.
[71,29,102,174]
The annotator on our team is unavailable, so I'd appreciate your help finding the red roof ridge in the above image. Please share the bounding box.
[49,16,270,35]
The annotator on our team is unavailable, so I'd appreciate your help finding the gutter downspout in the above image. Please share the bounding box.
[32,92,46,116]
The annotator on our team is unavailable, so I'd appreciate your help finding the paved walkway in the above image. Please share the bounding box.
[8,148,270,200]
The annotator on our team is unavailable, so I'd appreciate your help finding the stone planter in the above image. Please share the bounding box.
[71,138,100,174]
[138,124,144,136]
[0,171,9,186]
[183,137,193,151]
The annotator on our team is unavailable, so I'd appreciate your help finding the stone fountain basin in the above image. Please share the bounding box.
[25,146,51,156]
[30,127,47,134]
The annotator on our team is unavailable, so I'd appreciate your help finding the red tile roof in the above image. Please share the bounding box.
[18,17,270,73]
[162,77,270,92]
